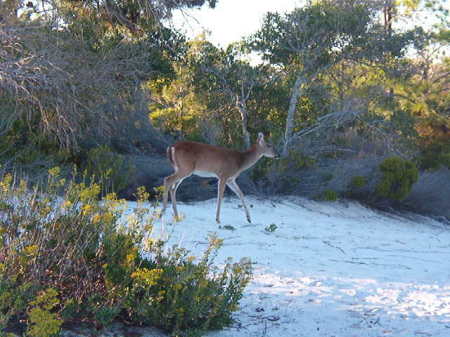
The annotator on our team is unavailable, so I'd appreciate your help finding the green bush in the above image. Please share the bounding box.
[376,157,419,200]
[127,236,251,334]
[318,189,338,201]
[419,142,450,170]
[0,170,251,337]
[84,145,135,195]
[250,149,313,193]
[350,176,367,189]
[27,289,62,337]
[287,149,316,170]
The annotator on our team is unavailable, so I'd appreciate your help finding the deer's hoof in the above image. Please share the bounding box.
[247,217,251,223]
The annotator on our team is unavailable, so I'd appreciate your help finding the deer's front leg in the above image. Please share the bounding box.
[216,179,226,224]
[227,180,251,223]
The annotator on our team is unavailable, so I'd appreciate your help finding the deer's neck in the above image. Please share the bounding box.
[240,145,262,172]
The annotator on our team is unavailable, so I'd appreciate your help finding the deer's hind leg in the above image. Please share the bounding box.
[169,175,190,218]
[163,173,189,218]
[162,173,177,215]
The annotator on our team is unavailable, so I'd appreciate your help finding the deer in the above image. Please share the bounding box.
[162,133,278,224]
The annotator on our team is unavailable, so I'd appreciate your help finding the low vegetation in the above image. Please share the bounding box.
[1,0,448,334]
[376,157,419,201]
[1,0,448,213]
[0,170,252,337]
[318,189,339,202]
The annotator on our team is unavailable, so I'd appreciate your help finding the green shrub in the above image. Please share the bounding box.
[287,149,316,169]
[350,176,367,189]
[0,170,251,336]
[127,235,251,335]
[27,289,62,337]
[318,189,338,201]
[84,145,135,195]
[376,157,419,200]
[419,142,450,170]
[250,148,313,193]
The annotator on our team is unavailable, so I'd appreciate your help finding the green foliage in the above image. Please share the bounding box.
[221,225,236,231]
[315,189,339,201]
[318,189,339,202]
[249,148,315,193]
[0,170,251,336]
[287,149,316,169]
[261,148,314,178]
[350,176,367,189]
[127,235,252,335]
[265,224,278,232]
[376,157,419,200]
[27,289,62,337]
[250,1,412,69]
[148,36,288,148]
[0,280,32,331]
[419,142,450,170]
[85,145,135,194]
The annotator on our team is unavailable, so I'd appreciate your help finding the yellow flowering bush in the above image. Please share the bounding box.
[127,234,252,336]
[0,169,252,337]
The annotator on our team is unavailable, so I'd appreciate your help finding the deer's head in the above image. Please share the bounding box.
[256,132,279,159]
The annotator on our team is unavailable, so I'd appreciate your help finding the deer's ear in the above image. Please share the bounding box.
[257,132,265,144]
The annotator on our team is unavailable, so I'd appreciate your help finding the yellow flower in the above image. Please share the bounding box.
[92,213,102,224]
[82,204,93,215]
[102,212,114,223]
[131,268,163,287]
[79,184,100,202]
[39,206,51,217]
[24,245,39,257]
[0,173,12,193]
[105,192,118,201]
[48,167,61,177]
[126,248,138,264]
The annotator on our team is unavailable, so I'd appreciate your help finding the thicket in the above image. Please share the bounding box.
[1,0,449,207]
[376,157,419,201]
[0,170,252,337]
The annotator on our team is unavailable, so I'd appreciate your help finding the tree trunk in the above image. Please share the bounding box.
[384,1,395,100]
[283,74,305,156]
[237,98,251,148]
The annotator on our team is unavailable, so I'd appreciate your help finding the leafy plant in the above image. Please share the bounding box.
[376,157,419,200]
[27,289,62,337]
[0,169,251,336]
[318,189,339,201]
[128,235,252,335]
[350,176,367,189]
[265,224,278,232]
[84,145,135,195]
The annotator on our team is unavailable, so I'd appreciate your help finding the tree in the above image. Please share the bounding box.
[0,0,216,153]
[197,44,277,147]
[149,38,283,147]
[1,0,217,33]
[250,0,415,155]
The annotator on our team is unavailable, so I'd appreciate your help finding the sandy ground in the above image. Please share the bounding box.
[130,196,450,337]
